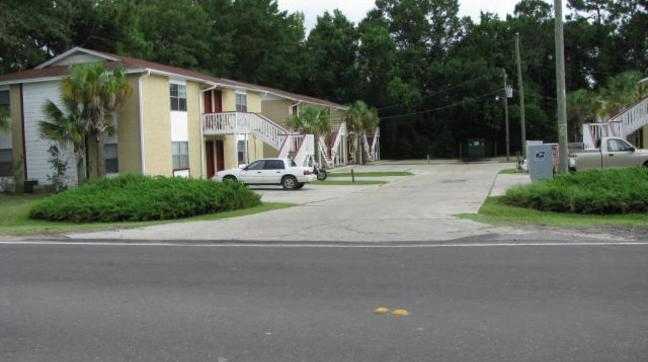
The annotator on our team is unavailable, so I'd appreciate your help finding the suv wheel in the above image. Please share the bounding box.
[282,175,298,190]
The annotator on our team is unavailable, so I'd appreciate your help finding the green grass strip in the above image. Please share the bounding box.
[0,193,294,236]
[458,197,648,229]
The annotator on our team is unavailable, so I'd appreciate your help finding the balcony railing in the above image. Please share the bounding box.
[202,112,288,150]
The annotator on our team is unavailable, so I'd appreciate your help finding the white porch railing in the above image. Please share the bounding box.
[202,112,288,151]
[582,97,648,149]
[279,134,306,159]
[293,135,315,167]
[330,122,346,166]
[609,97,648,138]
[369,128,380,161]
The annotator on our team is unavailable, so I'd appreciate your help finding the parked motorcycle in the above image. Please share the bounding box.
[314,167,328,181]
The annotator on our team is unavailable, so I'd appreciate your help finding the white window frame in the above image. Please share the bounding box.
[172,141,190,171]
[170,80,187,112]
[235,91,248,113]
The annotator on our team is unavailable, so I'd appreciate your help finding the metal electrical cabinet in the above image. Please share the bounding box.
[527,144,555,182]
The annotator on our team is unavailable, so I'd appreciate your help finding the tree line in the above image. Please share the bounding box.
[1,0,646,158]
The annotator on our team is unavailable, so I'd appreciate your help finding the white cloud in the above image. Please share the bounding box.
[277,0,563,32]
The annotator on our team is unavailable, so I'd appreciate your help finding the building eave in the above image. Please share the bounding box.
[35,47,120,69]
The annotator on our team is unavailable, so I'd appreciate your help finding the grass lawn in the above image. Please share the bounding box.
[0,193,294,236]
[328,171,414,177]
[458,196,648,229]
[313,180,387,186]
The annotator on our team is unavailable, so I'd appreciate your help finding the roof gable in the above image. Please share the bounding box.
[35,47,119,69]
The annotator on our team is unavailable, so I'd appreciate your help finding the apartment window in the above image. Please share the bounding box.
[291,104,299,116]
[0,149,11,177]
[104,143,119,174]
[172,141,189,170]
[236,93,247,112]
[170,83,187,112]
[237,140,247,165]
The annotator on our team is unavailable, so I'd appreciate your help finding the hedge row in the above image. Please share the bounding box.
[30,174,261,222]
[503,167,648,214]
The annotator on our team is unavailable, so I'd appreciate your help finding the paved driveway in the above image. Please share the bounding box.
[70,162,518,242]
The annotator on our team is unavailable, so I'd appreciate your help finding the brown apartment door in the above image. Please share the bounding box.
[214,90,223,113]
[206,141,215,178]
[215,140,225,171]
[204,92,213,113]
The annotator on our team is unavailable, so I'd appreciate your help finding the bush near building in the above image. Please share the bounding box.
[503,168,648,214]
[30,175,261,222]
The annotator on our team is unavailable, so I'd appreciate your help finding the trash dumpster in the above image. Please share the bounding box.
[462,139,486,161]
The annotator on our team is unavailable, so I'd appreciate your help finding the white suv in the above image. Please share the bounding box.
[214,158,317,190]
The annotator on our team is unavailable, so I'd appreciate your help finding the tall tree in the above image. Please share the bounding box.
[62,63,131,178]
[304,10,359,103]
[346,101,379,164]
[200,0,306,90]
[358,10,399,108]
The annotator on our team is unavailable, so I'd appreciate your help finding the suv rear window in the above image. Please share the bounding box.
[264,160,285,170]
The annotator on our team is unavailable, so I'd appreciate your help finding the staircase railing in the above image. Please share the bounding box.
[369,128,380,161]
[203,112,316,164]
[293,135,315,167]
[609,97,648,138]
[279,134,305,159]
[582,97,648,149]
[582,122,623,149]
[203,112,287,150]
[329,122,346,166]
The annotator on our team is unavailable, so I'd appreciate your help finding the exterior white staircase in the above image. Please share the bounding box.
[203,112,287,150]
[203,111,315,166]
[582,97,648,149]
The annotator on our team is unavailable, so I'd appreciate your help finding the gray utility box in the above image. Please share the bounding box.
[527,144,555,182]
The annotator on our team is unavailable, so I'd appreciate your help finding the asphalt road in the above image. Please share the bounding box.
[2,242,648,361]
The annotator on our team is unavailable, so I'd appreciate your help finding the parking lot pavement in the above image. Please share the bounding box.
[69,162,523,242]
[251,184,371,205]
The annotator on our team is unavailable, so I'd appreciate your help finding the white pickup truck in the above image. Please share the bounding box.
[569,137,648,171]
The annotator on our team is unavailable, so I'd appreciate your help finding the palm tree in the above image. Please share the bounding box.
[595,71,648,120]
[39,100,87,185]
[62,63,131,177]
[287,106,331,167]
[345,101,379,164]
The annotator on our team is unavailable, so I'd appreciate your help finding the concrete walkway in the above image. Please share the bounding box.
[69,162,524,242]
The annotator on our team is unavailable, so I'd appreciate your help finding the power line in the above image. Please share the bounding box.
[380,88,505,121]
[376,74,495,111]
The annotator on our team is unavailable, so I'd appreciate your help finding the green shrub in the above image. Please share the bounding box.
[29,174,261,222]
[503,167,648,214]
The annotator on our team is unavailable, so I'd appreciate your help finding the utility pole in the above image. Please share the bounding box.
[503,70,510,161]
[515,33,527,158]
[554,0,569,173]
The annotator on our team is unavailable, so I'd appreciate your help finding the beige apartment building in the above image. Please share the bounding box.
[0,47,379,188]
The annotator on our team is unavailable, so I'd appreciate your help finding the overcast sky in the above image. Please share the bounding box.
[277,0,556,31]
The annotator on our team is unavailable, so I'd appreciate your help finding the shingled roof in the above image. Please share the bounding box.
[0,47,347,110]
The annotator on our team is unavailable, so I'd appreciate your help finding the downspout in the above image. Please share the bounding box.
[199,87,206,178]
[138,71,149,174]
